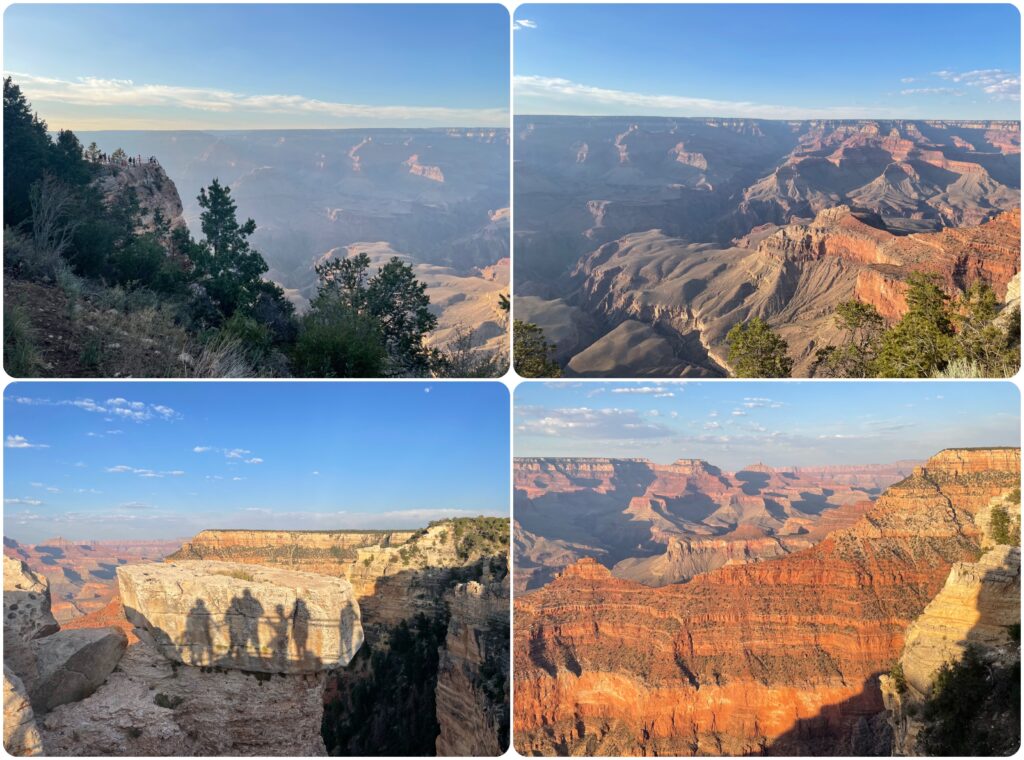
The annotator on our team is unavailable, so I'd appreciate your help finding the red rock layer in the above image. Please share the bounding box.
[759,206,1020,321]
[513,448,1021,756]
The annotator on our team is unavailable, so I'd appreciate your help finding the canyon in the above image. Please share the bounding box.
[514,456,917,590]
[514,117,1021,376]
[513,448,1020,755]
[77,129,510,355]
[3,537,184,623]
[3,517,510,756]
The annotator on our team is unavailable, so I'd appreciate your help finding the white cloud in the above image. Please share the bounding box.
[514,75,898,119]
[934,69,1020,101]
[11,396,176,421]
[611,385,676,396]
[193,446,212,453]
[513,18,538,30]
[8,71,509,127]
[5,498,44,506]
[5,435,49,449]
[901,87,964,97]
[105,465,185,478]
[244,458,263,465]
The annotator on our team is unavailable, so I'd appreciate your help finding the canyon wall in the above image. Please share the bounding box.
[513,448,1020,756]
[170,519,511,756]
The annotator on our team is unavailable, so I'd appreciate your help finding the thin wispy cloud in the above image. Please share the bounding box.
[5,498,44,506]
[193,446,264,464]
[514,75,899,119]
[13,395,177,422]
[5,435,49,449]
[513,18,537,30]
[105,465,185,479]
[901,87,964,97]
[8,72,509,127]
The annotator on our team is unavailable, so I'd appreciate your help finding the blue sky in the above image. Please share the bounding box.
[4,382,509,542]
[515,382,1020,470]
[514,4,1021,119]
[4,4,509,129]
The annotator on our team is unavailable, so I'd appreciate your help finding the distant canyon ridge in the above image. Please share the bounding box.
[77,129,510,354]
[514,117,1021,376]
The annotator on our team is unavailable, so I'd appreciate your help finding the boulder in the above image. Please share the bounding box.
[117,561,363,674]
[3,666,43,756]
[28,628,128,713]
[4,555,59,642]
[4,556,60,686]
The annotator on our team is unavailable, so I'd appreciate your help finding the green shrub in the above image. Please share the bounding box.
[3,303,41,377]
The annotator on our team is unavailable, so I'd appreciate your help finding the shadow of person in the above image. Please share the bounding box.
[272,604,290,670]
[226,588,264,664]
[339,599,359,663]
[183,598,213,666]
[291,598,310,666]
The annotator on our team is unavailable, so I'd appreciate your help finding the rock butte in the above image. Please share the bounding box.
[514,448,1021,755]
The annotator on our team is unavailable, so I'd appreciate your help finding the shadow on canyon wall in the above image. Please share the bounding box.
[125,588,360,675]
[765,550,1021,756]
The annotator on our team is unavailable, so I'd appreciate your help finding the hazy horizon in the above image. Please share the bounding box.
[514,382,1021,471]
[4,4,510,130]
[5,382,510,543]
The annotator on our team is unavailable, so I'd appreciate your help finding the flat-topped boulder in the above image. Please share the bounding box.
[117,561,363,674]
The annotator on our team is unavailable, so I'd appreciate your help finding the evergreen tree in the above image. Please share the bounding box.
[4,77,55,228]
[812,300,885,378]
[191,179,269,319]
[875,273,956,377]
[513,320,561,378]
[726,317,793,377]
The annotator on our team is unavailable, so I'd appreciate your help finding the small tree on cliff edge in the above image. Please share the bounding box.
[191,179,269,319]
[513,320,561,378]
[726,317,793,378]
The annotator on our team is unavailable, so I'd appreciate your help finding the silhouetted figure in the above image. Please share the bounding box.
[272,603,290,669]
[291,598,310,665]
[339,599,359,662]
[183,598,213,665]
[226,588,264,663]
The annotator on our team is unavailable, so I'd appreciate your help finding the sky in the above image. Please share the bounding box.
[3,4,510,129]
[514,4,1022,120]
[4,382,509,543]
[514,381,1021,471]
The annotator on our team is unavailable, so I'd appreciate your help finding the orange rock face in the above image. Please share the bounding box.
[758,206,1021,322]
[513,448,1021,756]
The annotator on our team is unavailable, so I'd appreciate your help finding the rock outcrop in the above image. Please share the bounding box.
[3,666,43,756]
[38,632,331,757]
[435,556,510,756]
[514,448,1020,755]
[91,162,185,235]
[880,487,1022,755]
[118,561,363,673]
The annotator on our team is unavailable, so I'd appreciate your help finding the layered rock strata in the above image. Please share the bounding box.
[513,448,1020,756]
